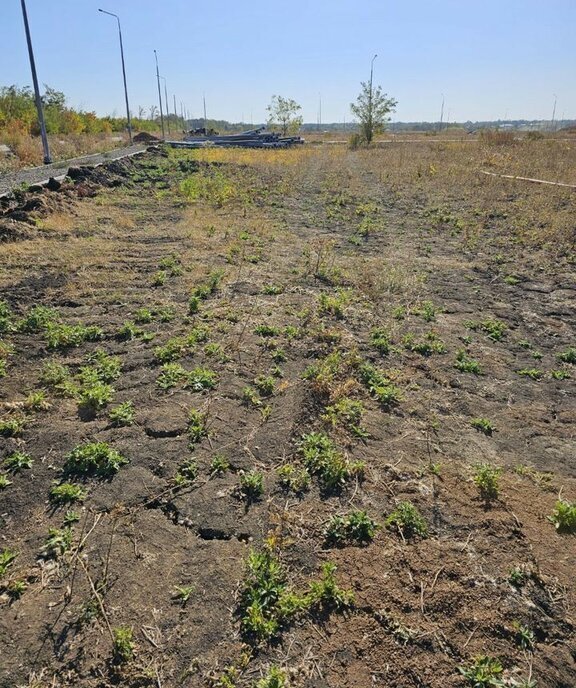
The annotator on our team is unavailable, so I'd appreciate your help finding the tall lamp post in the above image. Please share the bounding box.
[439,93,445,132]
[154,50,165,139]
[160,76,171,135]
[20,0,51,164]
[98,9,132,144]
[369,54,377,143]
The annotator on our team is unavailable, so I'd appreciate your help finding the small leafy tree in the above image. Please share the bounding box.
[350,82,397,145]
[266,95,302,136]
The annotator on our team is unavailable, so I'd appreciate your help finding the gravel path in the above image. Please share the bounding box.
[0,144,147,197]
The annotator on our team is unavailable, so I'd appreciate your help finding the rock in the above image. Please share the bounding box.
[28,184,44,193]
[46,177,62,191]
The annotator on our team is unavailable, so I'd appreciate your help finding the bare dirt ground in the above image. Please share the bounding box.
[0,141,575,688]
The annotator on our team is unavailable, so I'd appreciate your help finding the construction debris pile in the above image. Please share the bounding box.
[168,127,304,149]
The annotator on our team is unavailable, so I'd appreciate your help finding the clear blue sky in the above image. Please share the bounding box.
[3,0,575,123]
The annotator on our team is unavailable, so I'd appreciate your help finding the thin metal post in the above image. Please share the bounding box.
[160,77,170,135]
[154,50,165,139]
[439,94,445,132]
[20,0,51,164]
[551,94,557,132]
[99,9,132,143]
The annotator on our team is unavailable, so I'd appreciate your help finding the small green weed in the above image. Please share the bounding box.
[318,289,351,319]
[512,621,535,651]
[173,585,195,606]
[455,349,482,374]
[23,390,50,412]
[174,459,198,487]
[322,397,367,437]
[472,463,502,499]
[0,474,12,489]
[65,442,128,477]
[470,418,495,435]
[242,386,262,407]
[3,451,33,472]
[358,363,402,407]
[18,305,60,332]
[256,667,286,688]
[370,327,391,355]
[43,527,73,558]
[239,470,264,501]
[188,409,208,444]
[277,464,310,493]
[299,432,364,490]
[109,401,135,427]
[112,626,135,663]
[465,319,506,341]
[517,368,542,380]
[403,331,446,356]
[550,369,570,380]
[50,482,87,505]
[558,347,576,364]
[210,454,230,475]
[254,324,280,337]
[152,270,167,286]
[385,501,428,539]
[134,307,154,324]
[548,500,576,533]
[0,548,17,578]
[0,416,25,437]
[116,321,145,341]
[254,375,275,396]
[157,362,187,389]
[325,510,378,545]
[185,367,218,392]
[411,301,439,322]
[45,323,103,349]
[458,655,503,687]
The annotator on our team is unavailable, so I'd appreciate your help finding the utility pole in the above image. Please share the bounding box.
[154,50,165,139]
[551,94,557,132]
[369,54,377,143]
[20,0,51,163]
[98,9,132,143]
[439,93,445,132]
[203,94,208,133]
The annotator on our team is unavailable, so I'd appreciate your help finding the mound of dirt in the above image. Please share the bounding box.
[133,131,161,143]
[0,218,34,242]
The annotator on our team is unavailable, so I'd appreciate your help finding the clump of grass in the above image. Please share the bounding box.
[370,327,391,355]
[385,501,428,539]
[277,464,310,493]
[188,409,208,444]
[472,463,502,500]
[18,305,60,333]
[157,362,187,390]
[134,307,154,324]
[50,482,87,505]
[318,289,351,319]
[254,324,280,337]
[109,401,135,427]
[299,432,364,490]
[550,369,570,380]
[256,667,287,688]
[470,418,495,435]
[557,347,576,364]
[548,500,576,534]
[458,655,503,687]
[45,322,103,349]
[192,269,224,299]
[254,375,276,397]
[3,451,33,473]
[42,527,73,558]
[325,510,378,545]
[517,368,542,380]
[465,318,507,341]
[410,301,439,322]
[239,470,264,501]
[112,626,135,663]
[262,284,284,295]
[402,331,446,356]
[322,397,367,437]
[152,270,167,286]
[116,321,145,341]
[210,454,230,475]
[358,363,402,407]
[455,349,482,374]
[0,416,26,437]
[64,442,128,477]
[0,548,18,578]
[23,390,50,412]
[242,386,262,408]
[185,367,218,392]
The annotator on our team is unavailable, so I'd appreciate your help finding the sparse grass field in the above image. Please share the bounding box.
[0,138,575,688]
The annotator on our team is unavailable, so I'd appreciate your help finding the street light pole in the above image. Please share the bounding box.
[369,54,377,143]
[551,94,557,132]
[439,93,445,132]
[99,9,132,143]
[20,0,51,164]
[159,77,170,135]
[154,50,165,139]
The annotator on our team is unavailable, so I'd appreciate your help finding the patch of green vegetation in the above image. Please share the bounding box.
[512,621,535,651]
[239,470,264,501]
[370,327,391,355]
[18,305,60,333]
[174,459,198,487]
[299,432,364,490]
[550,369,570,380]
[410,300,439,322]
[242,386,262,408]
[358,363,402,407]
[172,584,195,606]
[108,401,135,427]
[112,626,135,663]
[0,548,17,578]
[262,284,284,295]
[40,361,77,397]
[192,269,225,300]
[254,324,280,337]
[254,375,276,397]
[50,482,87,505]
[159,254,183,276]
[185,367,218,392]
[0,474,12,489]
[458,655,503,687]
[45,322,103,349]
[134,307,154,324]
[322,397,367,437]
[23,390,50,412]
[504,275,520,285]
[465,318,507,341]
[472,463,502,500]
[152,270,167,286]
[0,300,14,334]
[256,667,287,688]
[455,349,482,374]
[557,347,576,364]
[325,510,378,545]
[548,500,576,534]
[157,362,187,389]
[277,464,310,493]
[3,451,33,473]
[210,454,230,475]
[0,416,25,437]
[508,566,529,587]
[0,358,6,378]
[470,418,495,435]
[403,331,446,356]
[6,579,27,600]
[318,289,351,319]
[78,379,114,411]
[116,321,145,341]
[64,442,128,477]
[188,408,208,444]
[43,527,73,558]
[385,501,428,539]
[516,368,543,380]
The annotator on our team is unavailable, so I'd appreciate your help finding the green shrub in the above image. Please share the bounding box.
[558,347,576,364]
[3,451,33,472]
[299,432,364,489]
[112,626,135,663]
[64,442,128,477]
[45,323,103,349]
[385,501,428,538]
[50,482,87,505]
[472,463,502,499]
[325,510,378,545]
[109,401,135,427]
[548,500,576,533]
[370,327,391,355]
[458,655,503,687]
